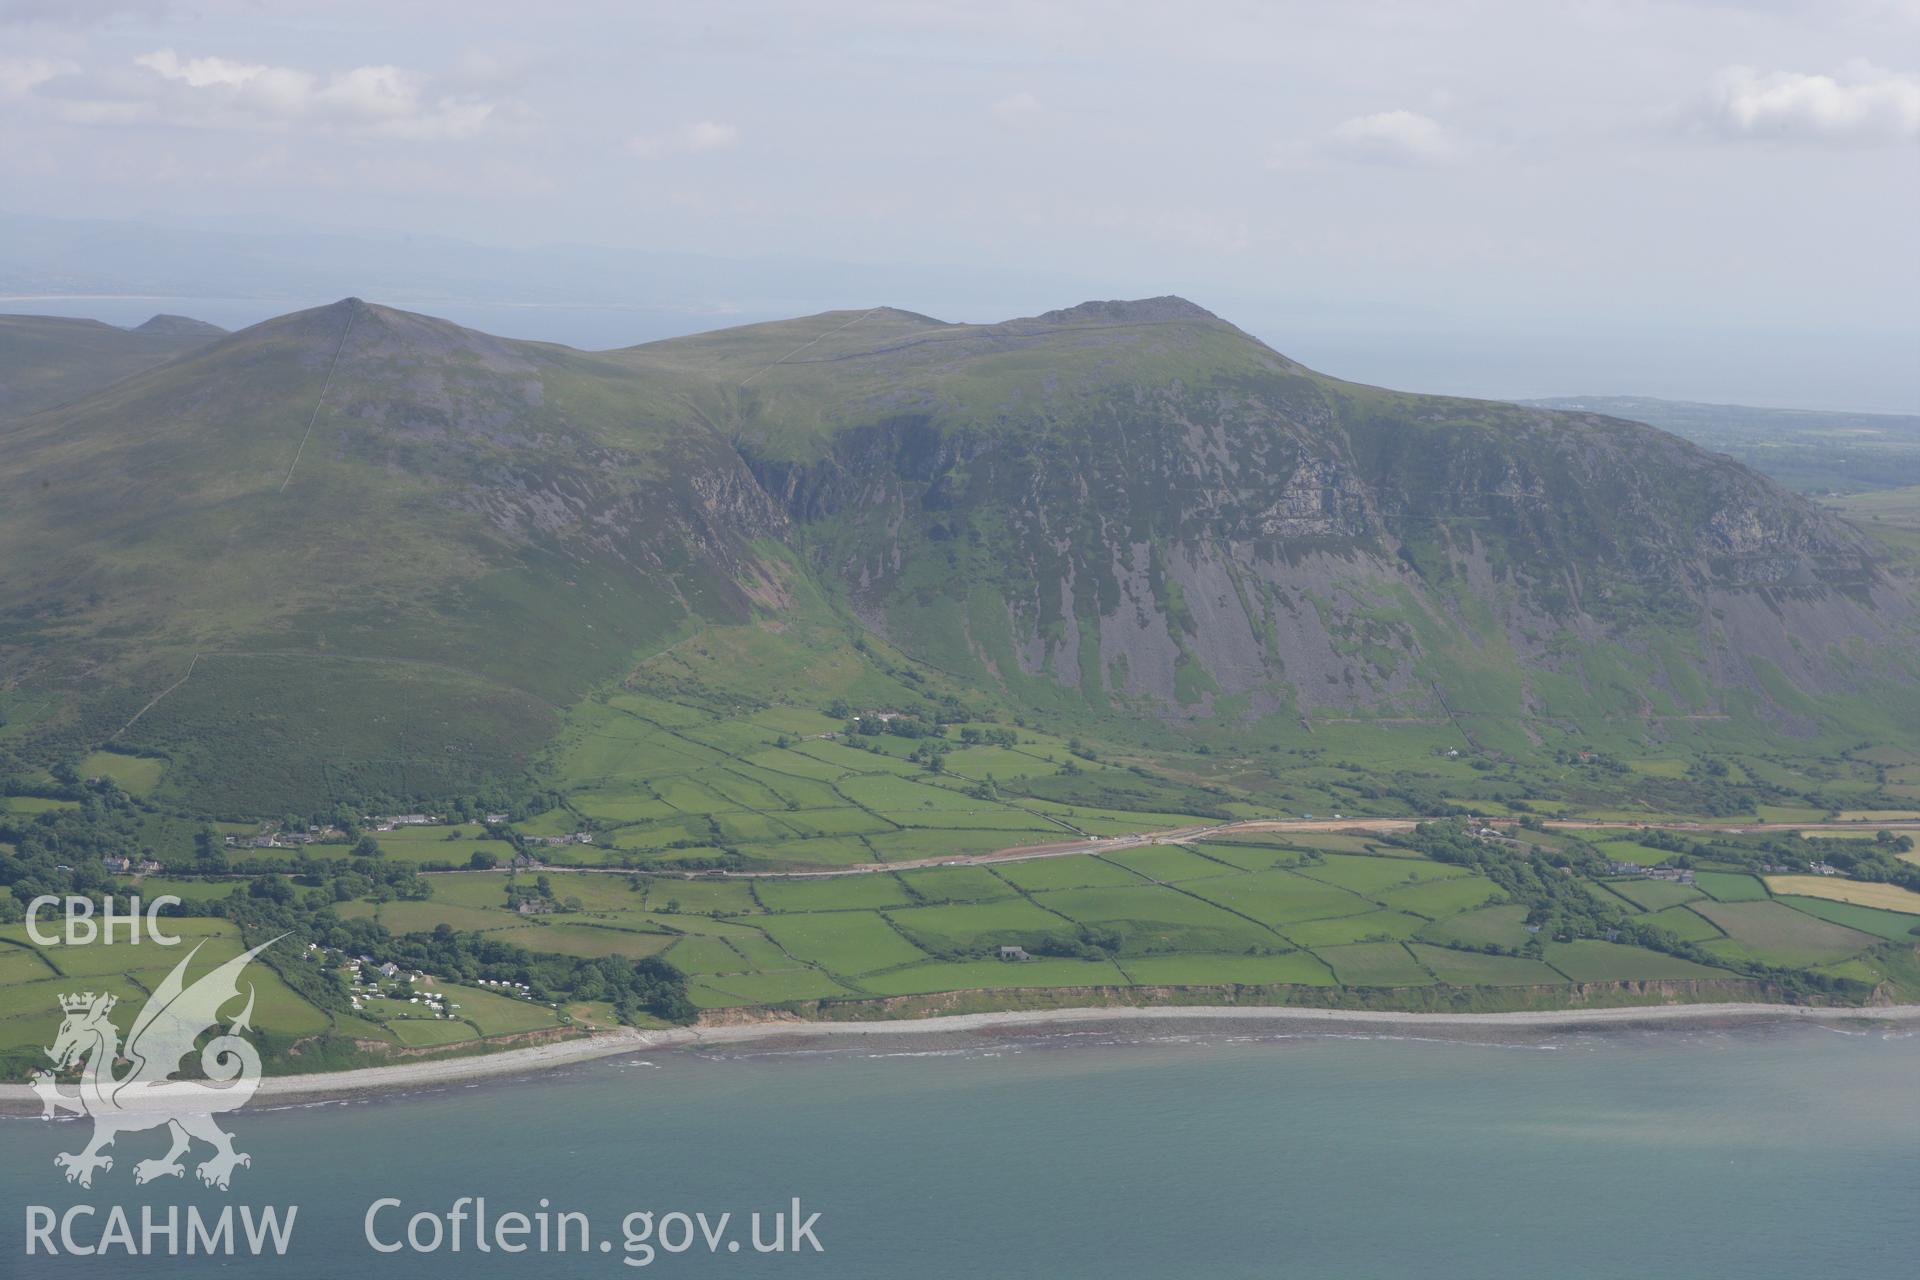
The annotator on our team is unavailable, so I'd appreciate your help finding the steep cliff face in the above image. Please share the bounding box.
[704,299,1906,726]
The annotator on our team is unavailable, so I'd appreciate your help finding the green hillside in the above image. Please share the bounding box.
[7,297,1920,1038]
[2,296,1917,827]
[0,300,783,812]
[0,312,224,420]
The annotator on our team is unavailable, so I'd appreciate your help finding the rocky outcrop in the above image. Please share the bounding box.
[739,310,1903,723]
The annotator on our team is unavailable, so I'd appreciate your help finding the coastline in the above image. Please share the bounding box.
[7,1001,1917,1115]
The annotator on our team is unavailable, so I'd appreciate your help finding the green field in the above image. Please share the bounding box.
[757,911,929,975]
[420,983,567,1036]
[1604,878,1706,911]
[1378,876,1504,918]
[1315,943,1435,986]
[1542,941,1729,981]
[504,923,678,960]
[1032,885,1276,953]
[1692,872,1770,903]
[2,796,78,814]
[992,857,1146,891]
[4,801,1902,1070]
[0,945,57,983]
[1294,854,1469,896]
[1640,906,1725,943]
[1187,870,1374,926]
[1408,945,1563,986]
[755,875,918,912]
[1417,904,1533,949]
[1690,901,1884,967]
[1104,845,1240,884]
[886,899,1068,950]
[1121,952,1335,986]
[688,970,858,1006]
[1282,910,1427,947]
[79,750,167,796]
[0,922,344,1075]
[1777,896,1920,942]
[893,865,1018,903]
[857,958,1131,997]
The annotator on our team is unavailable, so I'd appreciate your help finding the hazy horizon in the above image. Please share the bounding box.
[3,1,1918,412]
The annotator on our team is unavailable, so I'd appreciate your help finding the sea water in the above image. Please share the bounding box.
[3,1019,1915,1278]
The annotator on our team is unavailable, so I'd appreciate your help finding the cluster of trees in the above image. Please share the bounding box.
[1646,829,1920,891]
[258,790,563,841]
[1397,821,1621,945]
[827,704,1025,775]
[1554,750,1632,774]
[505,873,583,914]
[1805,831,1919,885]
[907,739,951,771]
[0,803,130,921]
[844,713,940,739]
[827,690,990,740]
[958,726,1019,749]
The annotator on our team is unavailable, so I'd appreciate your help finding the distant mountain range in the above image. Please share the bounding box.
[2,298,1915,811]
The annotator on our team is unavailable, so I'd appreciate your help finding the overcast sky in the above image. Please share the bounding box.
[2,0,1917,410]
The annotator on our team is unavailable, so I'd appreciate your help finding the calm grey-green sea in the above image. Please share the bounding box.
[3,1019,1915,1278]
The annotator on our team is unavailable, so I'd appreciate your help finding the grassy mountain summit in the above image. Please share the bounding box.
[0,312,225,420]
[0,299,784,808]
[1,296,1915,816]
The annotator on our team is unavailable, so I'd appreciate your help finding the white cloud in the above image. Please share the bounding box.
[135,49,317,113]
[317,65,494,140]
[7,48,498,139]
[0,54,74,96]
[686,120,739,151]
[1703,63,1920,143]
[628,120,740,158]
[1327,109,1459,164]
[989,90,1040,126]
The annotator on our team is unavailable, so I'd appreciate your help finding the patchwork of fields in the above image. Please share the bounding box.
[481,691,1291,870]
[5,825,1916,1079]
[240,830,1912,1012]
[8,666,1919,1073]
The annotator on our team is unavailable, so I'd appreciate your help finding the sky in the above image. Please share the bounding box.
[0,0,1917,410]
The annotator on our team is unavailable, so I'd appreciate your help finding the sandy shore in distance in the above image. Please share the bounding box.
[5,1002,1917,1113]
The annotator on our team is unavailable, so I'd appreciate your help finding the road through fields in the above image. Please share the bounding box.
[423,815,1920,882]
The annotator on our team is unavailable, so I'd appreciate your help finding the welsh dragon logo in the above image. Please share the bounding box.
[31,936,283,1190]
